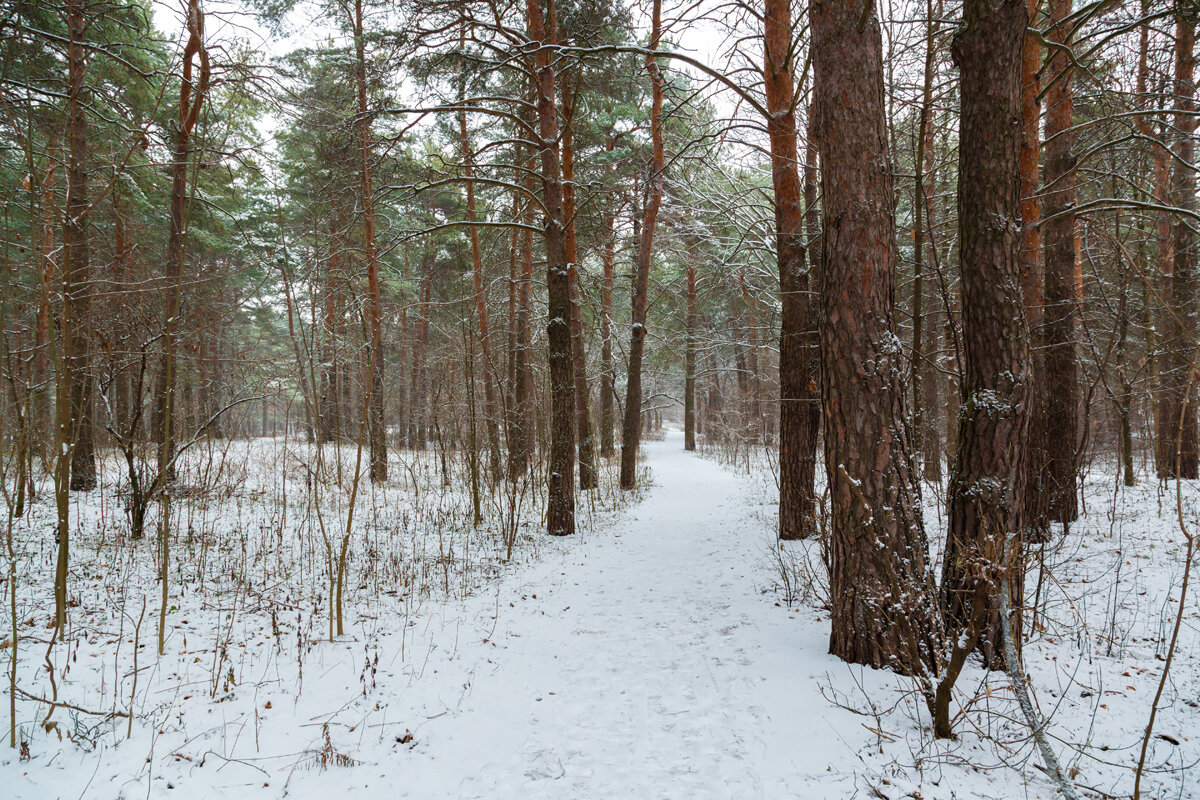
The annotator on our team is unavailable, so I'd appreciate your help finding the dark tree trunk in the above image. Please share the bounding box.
[1040,0,1080,516]
[941,0,1031,673]
[810,0,931,673]
[152,0,208,482]
[460,98,503,483]
[508,170,536,477]
[65,0,95,492]
[765,0,819,539]
[409,253,434,450]
[354,0,387,483]
[599,190,617,457]
[319,216,346,443]
[1162,5,1198,479]
[911,1,940,484]
[527,0,576,534]
[619,0,664,491]
[684,257,697,451]
[559,74,597,489]
[1135,0,1175,479]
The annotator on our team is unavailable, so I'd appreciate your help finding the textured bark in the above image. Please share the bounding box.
[1020,0,1048,535]
[1162,5,1198,479]
[65,0,95,491]
[1041,0,1080,518]
[619,0,664,490]
[941,0,1031,669]
[765,0,819,539]
[559,75,597,489]
[354,0,387,483]
[527,0,576,534]
[810,0,931,673]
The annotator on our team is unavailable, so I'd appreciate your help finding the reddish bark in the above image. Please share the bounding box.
[1163,5,1199,479]
[942,0,1032,670]
[810,0,930,673]
[1041,0,1080,518]
[1020,0,1048,534]
[766,0,820,539]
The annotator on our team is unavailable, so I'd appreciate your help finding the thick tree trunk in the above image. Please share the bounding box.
[765,0,819,540]
[354,0,387,483]
[65,0,95,492]
[1041,0,1080,517]
[527,0,576,534]
[941,0,1031,671]
[810,0,931,673]
[1162,5,1198,479]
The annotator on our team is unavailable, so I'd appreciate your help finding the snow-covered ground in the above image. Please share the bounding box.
[4,432,1198,798]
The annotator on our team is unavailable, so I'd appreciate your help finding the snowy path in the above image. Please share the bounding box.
[11,431,1195,799]
[369,432,858,799]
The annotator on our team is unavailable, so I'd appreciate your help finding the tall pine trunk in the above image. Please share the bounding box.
[599,186,617,457]
[684,255,697,451]
[1020,0,1048,535]
[153,0,208,482]
[1162,4,1198,479]
[65,0,95,492]
[1136,0,1174,478]
[459,82,503,484]
[354,0,387,483]
[911,0,940,483]
[941,0,1031,671]
[559,74,597,489]
[527,0,576,533]
[619,0,664,490]
[1041,0,1080,517]
[765,0,819,540]
[810,0,931,673]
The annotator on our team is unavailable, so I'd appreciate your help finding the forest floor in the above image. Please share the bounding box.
[5,432,1199,799]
